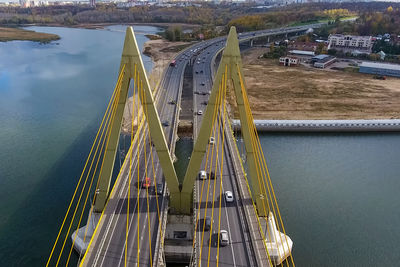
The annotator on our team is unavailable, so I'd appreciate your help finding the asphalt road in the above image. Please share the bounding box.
[81,24,320,267]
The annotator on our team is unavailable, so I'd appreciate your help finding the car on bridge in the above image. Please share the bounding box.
[225,191,234,203]
[156,183,163,195]
[199,170,207,180]
[209,137,215,144]
[219,230,229,246]
[204,216,211,231]
[142,177,151,189]
[209,171,215,180]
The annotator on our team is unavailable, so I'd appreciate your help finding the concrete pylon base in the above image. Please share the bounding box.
[262,212,293,266]
[71,208,101,256]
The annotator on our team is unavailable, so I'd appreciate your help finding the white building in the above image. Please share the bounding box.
[279,56,298,66]
[328,34,373,52]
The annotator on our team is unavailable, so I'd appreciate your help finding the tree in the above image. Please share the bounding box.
[387,6,393,12]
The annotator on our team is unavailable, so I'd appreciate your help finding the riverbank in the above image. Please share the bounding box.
[121,37,193,134]
[232,119,400,132]
[236,48,400,120]
[0,27,60,43]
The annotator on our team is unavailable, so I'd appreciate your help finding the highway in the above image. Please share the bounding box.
[81,49,189,266]
[80,23,320,266]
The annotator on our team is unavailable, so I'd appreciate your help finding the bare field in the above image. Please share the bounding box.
[0,27,59,43]
[237,48,400,120]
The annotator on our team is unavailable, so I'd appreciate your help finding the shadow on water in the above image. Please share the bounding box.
[0,119,125,266]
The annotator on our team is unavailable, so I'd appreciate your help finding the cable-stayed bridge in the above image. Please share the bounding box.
[47,24,321,267]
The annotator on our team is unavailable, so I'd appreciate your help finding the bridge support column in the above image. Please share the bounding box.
[93,26,180,213]
[180,26,267,217]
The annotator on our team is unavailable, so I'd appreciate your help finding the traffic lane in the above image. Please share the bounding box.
[88,60,177,266]
[122,146,165,267]
[195,144,235,267]
[84,127,148,266]
[95,134,157,266]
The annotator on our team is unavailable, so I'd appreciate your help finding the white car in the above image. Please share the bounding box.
[219,230,229,246]
[199,170,207,180]
[225,191,234,203]
[197,110,203,115]
[209,137,215,144]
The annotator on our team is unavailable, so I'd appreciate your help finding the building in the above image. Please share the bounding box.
[359,62,400,78]
[328,34,373,53]
[279,56,298,66]
[288,42,319,52]
[312,55,336,68]
[288,50,315,56]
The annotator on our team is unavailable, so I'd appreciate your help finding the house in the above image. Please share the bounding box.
[328,34,373,53]
[279,56,299,66]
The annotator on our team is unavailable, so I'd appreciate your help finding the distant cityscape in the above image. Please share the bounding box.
[1,0,398,8]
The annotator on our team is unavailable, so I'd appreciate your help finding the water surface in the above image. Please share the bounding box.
[0,25,160,266]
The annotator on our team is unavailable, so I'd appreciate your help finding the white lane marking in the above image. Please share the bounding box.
[96,135,146,267]
[92,135,144,267]
[116,146,162,266]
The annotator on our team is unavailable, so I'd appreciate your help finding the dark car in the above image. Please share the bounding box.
[195,71,199,74]
[200,70,204,74]
[202,101,208,105]
[200,82,205,86]
[162,121,170,127]
[209,171,215,180]
[156,183,163,195]
[204,217,211,231]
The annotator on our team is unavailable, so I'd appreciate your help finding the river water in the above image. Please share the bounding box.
[0,25,159,266]
[1,26,399,266]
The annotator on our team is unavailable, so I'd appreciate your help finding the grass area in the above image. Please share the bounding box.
[232,48,400,120]
[0,27,60,43]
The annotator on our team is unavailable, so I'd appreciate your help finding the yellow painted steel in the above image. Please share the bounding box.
[94,26,180,213]
[181,26,264,216]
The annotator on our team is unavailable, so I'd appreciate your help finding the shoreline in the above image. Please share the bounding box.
[232,119,400,132]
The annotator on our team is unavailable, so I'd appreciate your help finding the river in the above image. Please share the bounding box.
[1,25,399,267]
[0,25,160,266]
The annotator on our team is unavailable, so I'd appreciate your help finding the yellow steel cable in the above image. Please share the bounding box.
[140,80,154,267]
[136,72,141,267]
[191,80,222,265]
[58,69,124,266]
[65,72,123,265]
[232,65,275,254]
[237,65,294,266]
[206,72,226,267]
[216,65,228,267]
[144,78,164,254]
[55,66,124,266]
[80,73,129,248]
[78,116,147,267]
[237,69,285,264]
[232,64,275,265]
[198,80,223,267]
[46,65,125,267]
[126,64,137,266]
[226,111,274,267]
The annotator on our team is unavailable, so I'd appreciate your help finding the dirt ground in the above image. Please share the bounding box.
[237,48,400,120]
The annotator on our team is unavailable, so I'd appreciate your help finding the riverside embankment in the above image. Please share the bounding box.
[232,119,400,132]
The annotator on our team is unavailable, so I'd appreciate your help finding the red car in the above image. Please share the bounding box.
[142,177,151,189]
